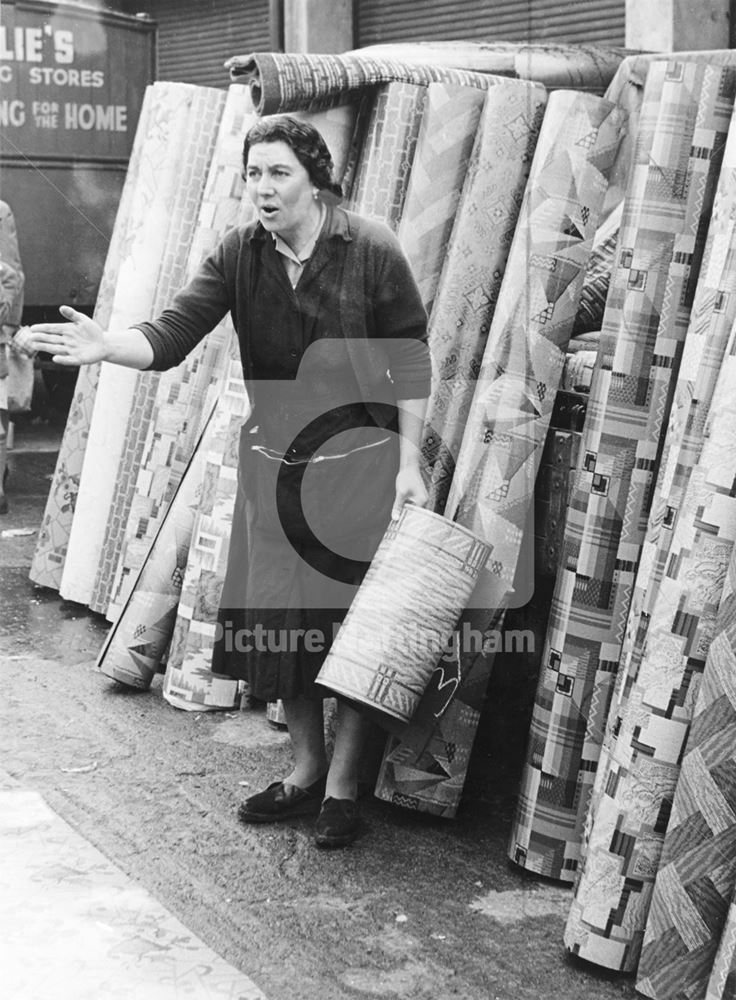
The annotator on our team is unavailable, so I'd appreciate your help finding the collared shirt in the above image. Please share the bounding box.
[271,202,326,288]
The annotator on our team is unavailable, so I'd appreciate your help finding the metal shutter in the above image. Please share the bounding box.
[356,0,625,48]
[128,0,271,88]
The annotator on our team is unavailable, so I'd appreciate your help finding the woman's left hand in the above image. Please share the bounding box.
[392,465,428,520]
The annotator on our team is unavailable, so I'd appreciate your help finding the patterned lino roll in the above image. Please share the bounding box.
[89,84,226,616]
[162,358,249,711]
[636,545,736,999]
[59,83,216,607]
[511,60,736,889]
[356,41,626,93]
[105,86,259,624]
[375,88,625,820]
[421,80,547,515]
[612,97,736,755]
[97,402,216,689]
[565,320,736,972]
[316,505,491,724]
[603,51,736,217]
[28,84,156,590]
[225,50,499,115]
[396,82,486,315]
[348,82,427,231]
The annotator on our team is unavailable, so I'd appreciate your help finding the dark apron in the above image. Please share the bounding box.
[211,386,399,701]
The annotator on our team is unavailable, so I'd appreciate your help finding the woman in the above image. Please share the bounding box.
[28,116,431,848]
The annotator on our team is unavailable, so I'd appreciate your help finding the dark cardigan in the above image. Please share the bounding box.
[135,205,431,427]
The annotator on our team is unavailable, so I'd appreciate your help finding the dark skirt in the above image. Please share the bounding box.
[211,422,397,701]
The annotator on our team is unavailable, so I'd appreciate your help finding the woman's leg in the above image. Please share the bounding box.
[281,696,328,788]
[325,700,368,801]
[0,409,8,514]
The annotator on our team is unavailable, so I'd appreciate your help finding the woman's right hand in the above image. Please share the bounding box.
[27,305,108,366]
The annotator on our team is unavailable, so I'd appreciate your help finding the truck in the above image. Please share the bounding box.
[1,0,155,410]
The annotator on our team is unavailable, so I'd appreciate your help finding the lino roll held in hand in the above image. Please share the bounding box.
[315,505,491,725]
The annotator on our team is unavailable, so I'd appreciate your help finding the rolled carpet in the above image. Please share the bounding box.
[510,59,736,887]
[348,82,427,230]
[28,84,156,590]
[59,83,220,607]
[358,41,627,92]
[605,96,736,753]
[375,89,625,819]
[420,80,548,516]
[224,50,500,115]
[89,84,225,616]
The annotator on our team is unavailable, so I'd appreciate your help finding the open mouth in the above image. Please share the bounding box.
[260,205,279,218]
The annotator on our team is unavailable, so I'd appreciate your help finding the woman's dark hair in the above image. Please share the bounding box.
[242,115,343,201]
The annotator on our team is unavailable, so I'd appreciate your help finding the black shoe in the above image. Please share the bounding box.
[237,775,326,824]
[314,797,360,848]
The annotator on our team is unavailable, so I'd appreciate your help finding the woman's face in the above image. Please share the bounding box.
[245,140,319,246]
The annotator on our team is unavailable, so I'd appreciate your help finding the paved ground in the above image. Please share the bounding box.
[0,413,638,1000]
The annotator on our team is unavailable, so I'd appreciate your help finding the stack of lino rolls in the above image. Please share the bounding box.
[224,42,628,115]
[635,541,736,998]
[510,59,736,887]
[419,81,549,516]
[34,48,636,704]
[566,312,736,972]
[122,104,361,706]
[28,84,158,591]
[116,73,535,709]
[104,85,261,625]
[88,84,226,617]
[55,83,225,608]
[564,91,736,972]
[374,89,626,818]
